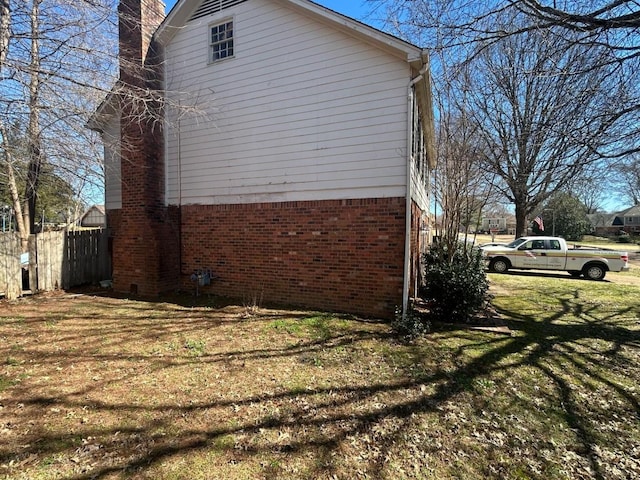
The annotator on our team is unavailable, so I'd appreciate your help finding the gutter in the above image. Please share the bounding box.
[403,64,428,320]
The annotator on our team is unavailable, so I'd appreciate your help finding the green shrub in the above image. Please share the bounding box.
[419,243,489,323]
[392,304,430,339]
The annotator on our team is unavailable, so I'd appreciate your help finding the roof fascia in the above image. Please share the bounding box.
[87,89,118,133]
[154,0,199,46]
[278,0,422,61]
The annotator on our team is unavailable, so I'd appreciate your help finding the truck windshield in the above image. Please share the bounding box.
[506,238,528,248]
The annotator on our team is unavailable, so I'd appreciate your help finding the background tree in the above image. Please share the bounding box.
[0,155,78,228]
[0,0,117,247]
[615,155,640,206]
[538,192,591,241]
[567,168,609,214]
[460,13,623,236]
[432,99,496,254]
[368,0,639,227]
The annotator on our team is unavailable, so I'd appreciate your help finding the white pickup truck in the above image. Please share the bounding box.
[481,236,630,280]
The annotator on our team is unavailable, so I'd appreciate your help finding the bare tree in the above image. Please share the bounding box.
[458,13,627,236]
[24,0,43,237]
[512,2,640,160]
[616,155,640,205]
[1,0,204,236]
[370,0,640,155]
[0,0,8,68]
[368,0,635,236]
[0,0,121,246]
[565,165,612,213]
[433,103,497,253]
[513,1,640,34]
[0,124,28,243]
[370,1,640,52]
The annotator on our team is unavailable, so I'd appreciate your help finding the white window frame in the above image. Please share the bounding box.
[209,17,234,64]
[410,90,427,182]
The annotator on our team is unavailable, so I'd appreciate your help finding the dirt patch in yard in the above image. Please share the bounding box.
[0,293,410,479]
[1,289,639,479]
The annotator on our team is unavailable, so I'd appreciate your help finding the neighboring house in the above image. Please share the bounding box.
[589,205,640,236]
[587,212,618,236]
[620,205,640,233]
[478,216,516,235]
[80,205,106,228]
[481,218,507,233]
[88,0,436,318]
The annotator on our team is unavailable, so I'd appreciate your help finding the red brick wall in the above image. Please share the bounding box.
[112,0,180,296]
[180,198,406,318]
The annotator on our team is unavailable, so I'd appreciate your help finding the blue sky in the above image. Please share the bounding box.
[164,0,371,21]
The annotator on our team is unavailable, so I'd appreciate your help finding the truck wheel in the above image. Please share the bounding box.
[584,264,606,281]
[489,258,510,273]
[568,270,582,278]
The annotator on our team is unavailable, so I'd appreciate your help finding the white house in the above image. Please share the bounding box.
[80,205,107,228]
[89,0,436,318]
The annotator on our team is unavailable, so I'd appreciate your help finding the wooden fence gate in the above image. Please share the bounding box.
[0,229,110,300]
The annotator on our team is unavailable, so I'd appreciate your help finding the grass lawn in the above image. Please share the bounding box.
[0,265,639,479]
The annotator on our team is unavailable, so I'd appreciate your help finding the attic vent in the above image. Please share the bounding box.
[189,0,248,21]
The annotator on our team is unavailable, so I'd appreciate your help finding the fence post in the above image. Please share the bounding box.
[28,234,38,293]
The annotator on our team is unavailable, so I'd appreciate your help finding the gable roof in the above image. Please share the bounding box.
[156,0,426,62]
[80,205,106,226]
[587,212,617,228]
[587,206,640,228]
[617,204,640,217]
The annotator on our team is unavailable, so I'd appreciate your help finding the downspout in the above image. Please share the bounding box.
[403,65,427,320]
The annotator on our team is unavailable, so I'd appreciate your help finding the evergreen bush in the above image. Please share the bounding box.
[419,242,489,323]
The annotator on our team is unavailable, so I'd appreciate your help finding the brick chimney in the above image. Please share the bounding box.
[118,0,165,87]
[113,0,180,296]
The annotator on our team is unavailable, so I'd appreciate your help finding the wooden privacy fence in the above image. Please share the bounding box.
[0,233,22,300]
[0,229,110,300]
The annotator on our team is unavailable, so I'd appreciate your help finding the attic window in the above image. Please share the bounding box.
[210,20,234,62]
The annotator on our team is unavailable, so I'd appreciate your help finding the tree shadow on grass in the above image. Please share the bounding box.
[0,291,638,479]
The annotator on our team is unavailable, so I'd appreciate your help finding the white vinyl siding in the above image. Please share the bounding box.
[164,0,410,205]
[103,117,122,210]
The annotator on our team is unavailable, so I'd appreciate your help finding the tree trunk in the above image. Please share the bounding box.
[514,202,528,238]
[10,170,29,252]
[25,0,42,234]
[0,0,9,70]
[0,124,30,251]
